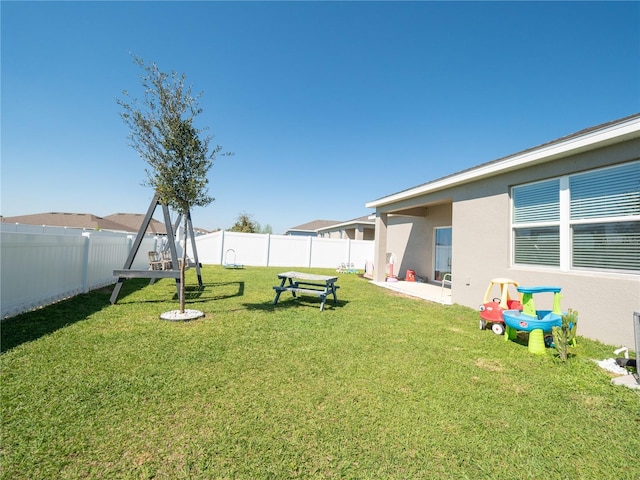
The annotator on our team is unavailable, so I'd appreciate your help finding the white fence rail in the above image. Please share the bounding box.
[190,230,373,270]
[1,227,373,319]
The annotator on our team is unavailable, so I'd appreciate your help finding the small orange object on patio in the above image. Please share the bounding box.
[406,269,416,282]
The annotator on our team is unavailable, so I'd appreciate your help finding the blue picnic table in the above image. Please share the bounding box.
[273,271,340,311]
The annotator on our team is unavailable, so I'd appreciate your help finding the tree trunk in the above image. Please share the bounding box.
[179,215,187,313]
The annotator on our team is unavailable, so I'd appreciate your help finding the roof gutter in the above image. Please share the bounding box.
[366,116,640,209]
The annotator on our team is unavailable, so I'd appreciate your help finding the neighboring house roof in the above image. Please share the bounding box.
[1,212,167,234]
[316,215,375,232]
[1,212,131,231]
[366,113,640,209]
[286,219,342,234]
[103,213,168,234]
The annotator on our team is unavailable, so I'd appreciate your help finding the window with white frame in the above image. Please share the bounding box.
[512,161,640,273]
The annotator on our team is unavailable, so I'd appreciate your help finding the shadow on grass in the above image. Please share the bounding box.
[243,298,348,312]
[172,281,245,303]
[0,279,149,353]
[113,281,246,305]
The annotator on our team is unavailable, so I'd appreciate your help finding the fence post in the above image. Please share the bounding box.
[265,233,271,267]
[307,236,313,268]
[220,230,226,266]
[81,232,91,293]
[125,235,133,268]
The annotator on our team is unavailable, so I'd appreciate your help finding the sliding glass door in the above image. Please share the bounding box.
[434,227,452,282]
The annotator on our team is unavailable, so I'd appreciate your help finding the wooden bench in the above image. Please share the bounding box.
[114,269,181,279]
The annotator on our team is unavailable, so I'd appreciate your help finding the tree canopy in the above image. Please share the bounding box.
[118,56,224,215]
[229,212,260,233]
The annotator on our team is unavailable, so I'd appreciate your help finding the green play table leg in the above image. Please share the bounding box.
[528,329,546,355]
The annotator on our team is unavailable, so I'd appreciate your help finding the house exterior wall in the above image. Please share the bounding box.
[450,140,640,348]
[385,215,426,278]
[363,229,375,241]
[375,135,640,349]
[450,181,512,306]
[322,230,341,239]
[383,204,452,281]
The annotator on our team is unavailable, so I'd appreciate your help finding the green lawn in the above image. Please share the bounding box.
[1,266,638,479]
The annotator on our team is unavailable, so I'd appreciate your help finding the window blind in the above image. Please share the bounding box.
[573,222,640,271]
[570,161,640,220]
[513,179,560,224]
[514,227,560,266]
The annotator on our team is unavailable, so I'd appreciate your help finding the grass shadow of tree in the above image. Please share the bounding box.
[171,281,245,303]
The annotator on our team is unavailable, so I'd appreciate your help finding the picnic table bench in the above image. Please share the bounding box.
[273,271,340,311]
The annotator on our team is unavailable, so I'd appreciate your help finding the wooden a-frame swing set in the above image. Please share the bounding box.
[110,193,203,304]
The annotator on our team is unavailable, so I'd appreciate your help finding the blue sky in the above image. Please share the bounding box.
[2,1,639,234]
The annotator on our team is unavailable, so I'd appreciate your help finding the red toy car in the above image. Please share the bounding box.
[479,278,523,335]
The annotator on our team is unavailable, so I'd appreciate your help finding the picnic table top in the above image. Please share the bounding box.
[277,271,339,282]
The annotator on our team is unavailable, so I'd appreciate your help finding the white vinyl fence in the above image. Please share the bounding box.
[0,228,158,319]
[191,230,373,270]
[1,226,373,319]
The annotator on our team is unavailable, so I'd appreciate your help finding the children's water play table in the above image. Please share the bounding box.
[502,286,563,354]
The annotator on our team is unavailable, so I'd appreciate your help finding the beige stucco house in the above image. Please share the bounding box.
[286,217,375,240]
[366,114,640,349]
[317,216,375,240]
[285,219,342,237]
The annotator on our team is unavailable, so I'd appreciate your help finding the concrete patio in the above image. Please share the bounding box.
[372,280,452,305]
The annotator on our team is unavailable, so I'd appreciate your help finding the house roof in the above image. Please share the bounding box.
[316,215,375,232]
[286,219,342,233]
[1,212,168,234]
[103,213,168,234]
[1,212,130,231]
[366,113,640,209]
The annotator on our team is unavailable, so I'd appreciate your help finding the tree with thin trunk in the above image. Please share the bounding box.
[118,56,227,313]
